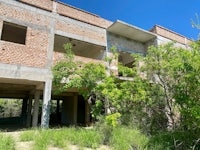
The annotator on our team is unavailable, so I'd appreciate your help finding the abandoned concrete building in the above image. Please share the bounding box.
[0,0,192,128]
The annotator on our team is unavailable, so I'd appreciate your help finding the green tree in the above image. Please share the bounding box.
[53,42,200,135]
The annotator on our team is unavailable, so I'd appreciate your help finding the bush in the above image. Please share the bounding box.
[147,130,200,150]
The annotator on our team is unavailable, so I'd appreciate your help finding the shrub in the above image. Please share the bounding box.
[147,130,200,150]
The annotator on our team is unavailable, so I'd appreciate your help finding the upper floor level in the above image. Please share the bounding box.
[0,0,192,73]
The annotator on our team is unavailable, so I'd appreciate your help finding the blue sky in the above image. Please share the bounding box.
[60,0,200,40]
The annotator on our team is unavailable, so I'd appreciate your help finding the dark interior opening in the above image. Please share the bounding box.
[1,22,27,45]
[77,96,86,125]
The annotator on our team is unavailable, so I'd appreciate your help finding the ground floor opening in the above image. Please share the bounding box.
[0,78,91,131]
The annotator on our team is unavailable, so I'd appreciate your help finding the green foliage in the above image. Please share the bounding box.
[53,43,107,119]
[109,127,148,150]
[125,43,200,132]
[0,99,22,118]
[191,13,200,30]
[147,130,200,150]
[105,46,118,65]
[105,113,121,127]
[53,41,200,149]
[0,133,15,150]
[118,63,135,77]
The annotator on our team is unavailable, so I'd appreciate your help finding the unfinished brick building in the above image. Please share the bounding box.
[0,0,192,128]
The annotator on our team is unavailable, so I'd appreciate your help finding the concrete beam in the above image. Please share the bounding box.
[0,63,52,82]
[55,30,106,47]
[0,15,50,33]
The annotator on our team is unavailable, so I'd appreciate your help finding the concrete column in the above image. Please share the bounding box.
[56,100,60,122]
[21,98,28,126]
[41,79,52,128]
[26,95,33,127]
[45,15,55,69]
[0,20,3,39]
[85,101,90,126]
[32,90,40,127]
[73,96,78,125]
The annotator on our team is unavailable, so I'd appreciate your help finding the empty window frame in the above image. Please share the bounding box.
[1,22,27,45]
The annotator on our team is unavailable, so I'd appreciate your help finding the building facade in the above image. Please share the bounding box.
[0,0,192,128]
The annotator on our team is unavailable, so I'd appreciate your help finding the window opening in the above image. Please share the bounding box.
[1,22,27,44]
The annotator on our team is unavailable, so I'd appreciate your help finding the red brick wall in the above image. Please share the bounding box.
[17,0,112,29]
[0,41,47,68]
[0,20,49,68]
[53,51,105,66]
[0,1,108,69]
[0,3,51,26]
[18,0,53,11]
[55,21,106,44]
[0,3,51,68]
[151,25,192,45]
[56,2,112,29]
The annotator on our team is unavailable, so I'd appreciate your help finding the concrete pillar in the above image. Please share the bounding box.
[0,20,3,39]
[26,95,33,127]
[46,15,55,69]
[56,100,60,122]
[21,98,28,126]
[41,79,52,128]
[85,101,90,126]
[32,90,40,127]
[73,96,78,125]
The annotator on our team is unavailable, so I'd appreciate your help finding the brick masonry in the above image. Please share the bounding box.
[56,2,112,29]
[0,0,108,69]
[53,51,105,66]
[0,0,192,70]
[151,25,192,45]
[19,0,53,12]
[18,0,112,29]
[55,20,106,44]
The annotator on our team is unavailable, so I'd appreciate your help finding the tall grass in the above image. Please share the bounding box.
[0,133,15,150]
[19,126,150,150]
[20,127,103,149]
[109,127,148,150]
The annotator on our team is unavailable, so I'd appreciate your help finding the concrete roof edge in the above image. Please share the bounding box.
[57,1,100,18]
[107,20,157,37]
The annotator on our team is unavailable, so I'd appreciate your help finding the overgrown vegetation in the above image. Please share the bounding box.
[0,133,15,150]
[0,99,22,118]
[20,127,148,150]
[52,40,200,149]
[21,128,103,149]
